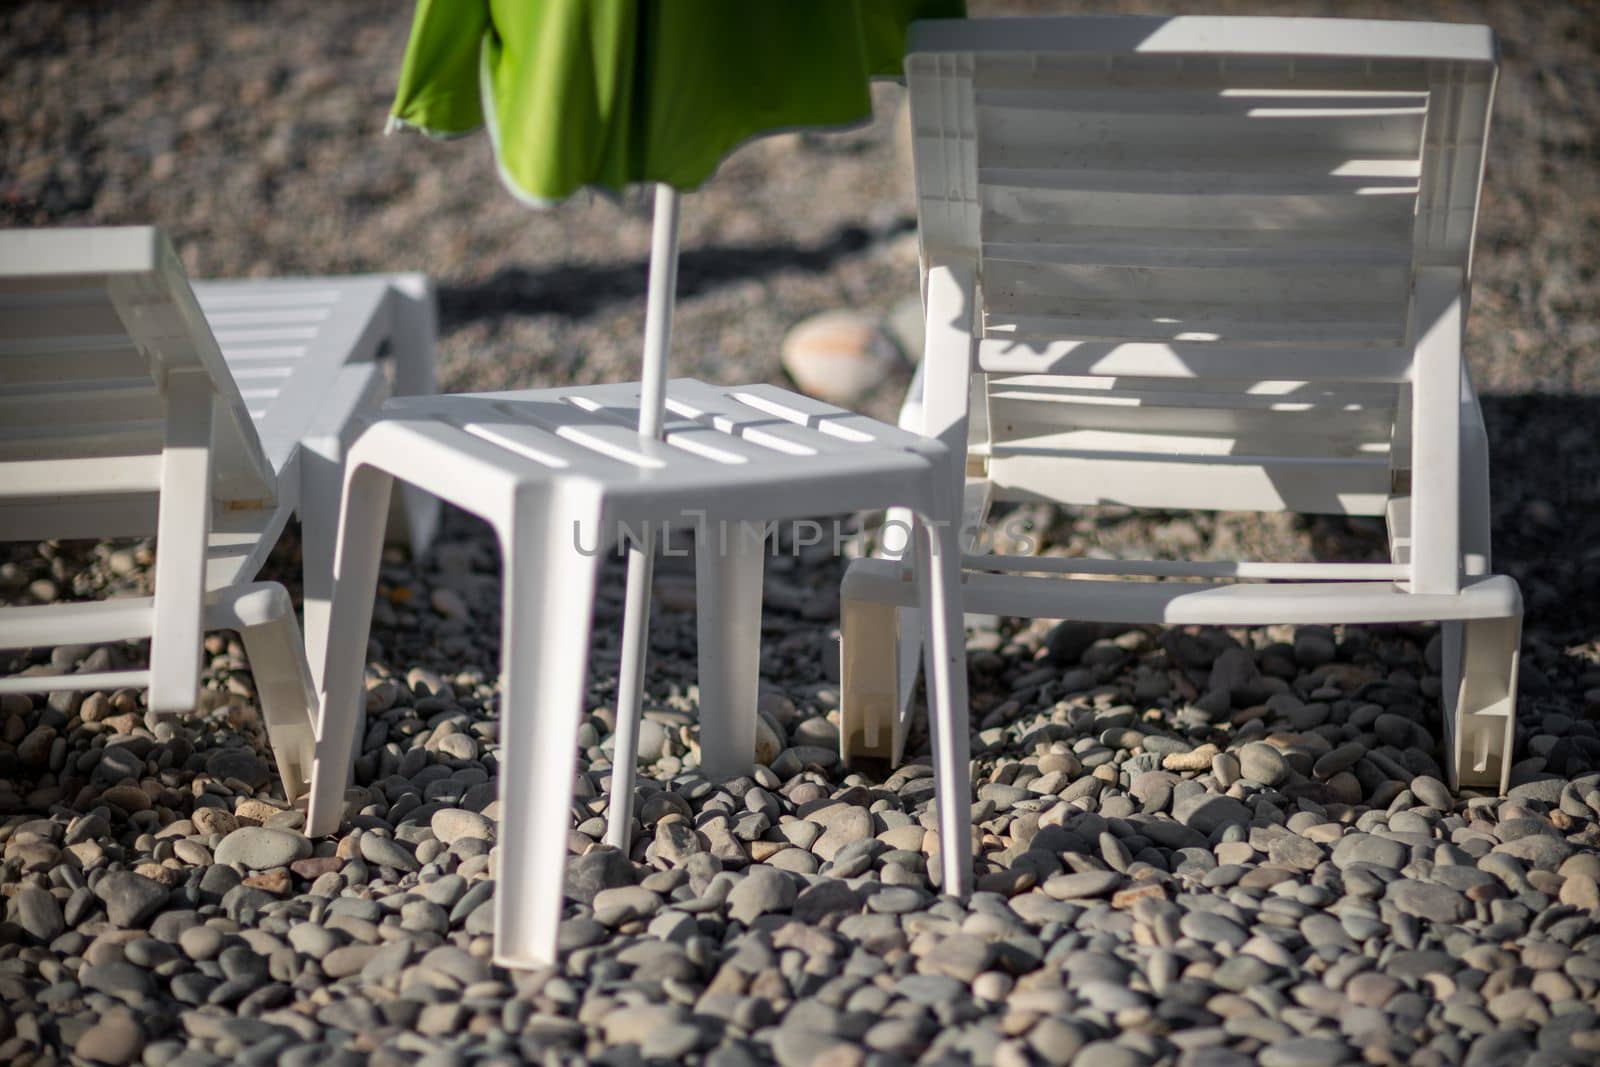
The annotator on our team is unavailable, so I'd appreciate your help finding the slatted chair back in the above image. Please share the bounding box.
[906,16,1496,594]
[0,227,279,709]
[0,227,278,538]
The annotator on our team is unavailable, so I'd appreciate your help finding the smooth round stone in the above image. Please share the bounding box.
[592,885,663,924]
[321,944,382,979]
[93,871,168,928]
[642,1023,702,1060]
[1331,833,1409,871]
[603,1005,686,1047]
[1213,954,1276,991]
[11,885,65,942]
[288,923,340,960]
[1238,743,1290,787]
[75,1013,145,1065]
[359,834,421,872]
[1313,743,1366,779]
[214,827,313,871]
[1028,1018,1087,1065]
[80,960,155,999]
[1071,1041,1146,1067]
[1181,911,1248,949]
[868,887,927,914]
[780,309,897,406]
[430,808,493,846]
[1411,775,1454,811]
[179,924,224,961]
[727,867,796,923]
[1385,880,1470,923]
[1388,811,1432,835]
[1259,1037,1353,1067]
[1212,753,1242,788]
[1042,871,1122,900]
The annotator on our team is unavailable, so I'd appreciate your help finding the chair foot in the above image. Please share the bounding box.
[840,585,906,766]
[207,583,317,805]
[1444,614,1521,793]
[695,521,765,782]
[306,463,395,836]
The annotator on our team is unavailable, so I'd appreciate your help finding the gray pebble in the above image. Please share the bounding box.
[93,871,168,928]
[214,827,313,870]
[10,885,65,942]
[1238,742,1290,786]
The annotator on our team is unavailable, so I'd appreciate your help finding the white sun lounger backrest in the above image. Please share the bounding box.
[0,226,278,534]
[906,15,1496,595]
[0,226,286,712]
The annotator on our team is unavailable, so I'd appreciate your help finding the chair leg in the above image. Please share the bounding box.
[891,607,925,766]
[840,576,906,766]
[840,502,928,769]
[298,445,342,693]
[694,520,766,782]
[148,371,214,715]
[382,275,443,556]
[305,463,395,836]
[915,514,972,898]
[493,484,601,970]
[1447,614,1521,794]
[210,583,318,804]
[604,535,655,850]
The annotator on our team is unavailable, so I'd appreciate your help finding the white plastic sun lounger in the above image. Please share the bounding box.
[841,15,1522,794]
[0,226,437,799]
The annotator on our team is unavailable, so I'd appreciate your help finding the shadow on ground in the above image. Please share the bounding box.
[435,218,915,329]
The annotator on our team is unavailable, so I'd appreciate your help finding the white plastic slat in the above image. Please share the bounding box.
[978,163,1421,199]
[0,422,167,463]
[0,344,149,386]
[0,597,159,648]
[982,259,1409,318]
[2,298,128,343]
[659,379,875,458]
[975,100,1426,158]
[0,379,164,430]
[911,16,1495,67]
[987,449,1390,515]
[985,384,1395,444]
[977,336,1414,384]
[967,54,1433,95]
[975,86,1431,116]
[982,238,1412,271]
[981,181,1417,241]
[848,556,1518,626]
[963,554,1407,581]
[0,671,154,695]
[194,287,342,310]
[0,455,163,498]
[202,307,333,328]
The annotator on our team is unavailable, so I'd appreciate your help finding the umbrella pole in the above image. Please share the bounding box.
[605,183,680,849]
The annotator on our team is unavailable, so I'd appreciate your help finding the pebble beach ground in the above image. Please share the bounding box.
[3,2,1600,1067]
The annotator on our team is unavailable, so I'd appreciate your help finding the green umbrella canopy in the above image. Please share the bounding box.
[390,0,965,204]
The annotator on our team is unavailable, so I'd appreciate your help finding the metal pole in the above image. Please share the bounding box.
[637,183,679,438]
[605,183,679,849]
